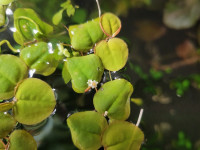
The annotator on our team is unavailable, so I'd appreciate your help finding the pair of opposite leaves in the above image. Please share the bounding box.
[0,55,56,125]
[67,111,144,150]
[69,12,128,71]
[0,113,37,150]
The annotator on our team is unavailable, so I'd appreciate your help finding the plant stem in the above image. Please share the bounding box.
[95,0,101,18]
[136,109,144,127]
[0,40,19,53]
[109,71,112,81]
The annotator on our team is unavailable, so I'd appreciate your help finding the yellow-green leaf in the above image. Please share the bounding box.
[13,78,56,125]
[9,130,37,150]
[0,55,28,100]
[102,121,144,150]
[0,113,16,139]
[95,38,128,71]
[67,111,108,150]
[100,13,121,37]
[93,79,133,120]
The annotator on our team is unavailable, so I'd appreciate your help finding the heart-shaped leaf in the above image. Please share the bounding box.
[9,130,37,150]
[0,102,14,112]
[67,111,108,150]
[93,79,133,120]
[13,8,53,45]
[62,54,104,93]
[100,13,121,37]
[0,113,16,139]
[95,38,128,71]
[0,0,14,5]
[102,121,144,150]
[13,78,56,125]
[69,18,106,52]
[20,42,60,76]
[0,55,28,100]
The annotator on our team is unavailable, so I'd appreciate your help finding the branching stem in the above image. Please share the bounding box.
[108,71,112,81]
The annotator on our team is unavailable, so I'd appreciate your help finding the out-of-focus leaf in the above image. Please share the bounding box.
[0,0,14,5]
[0,113,16,139]
[9,130,37,150]
[131,98,143,106]
[133,20,166,42]
[0,55,28,99]
[95,38,128,71]
[71,8,87,23]
[13,78,56,125]
[102,120,144,150]
[93,79,133,120]
[176,40,196,59]
[67,111,108,150]
[52,9,64,25]
[163,0,200,29]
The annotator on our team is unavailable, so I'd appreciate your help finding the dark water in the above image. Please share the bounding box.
[1,0,200,150]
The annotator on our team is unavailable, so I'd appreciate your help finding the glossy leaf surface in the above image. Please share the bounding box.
[9,130,37,150]
[0,55,28,99]
[0,113,16,138]
[13,8,53,45]
[20,42,60,76]
[100,13,121,37]
[67,111,108,150]
[95,38,128,71]
[69,18,106,52]
[13,78,56,125]
[62,54,104,93]
[93,79,133,120]
[0,102,14,112]
[102,121,144,150]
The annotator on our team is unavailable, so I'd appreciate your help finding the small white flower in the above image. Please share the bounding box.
[87,80,98,89]
[104,111,108,117]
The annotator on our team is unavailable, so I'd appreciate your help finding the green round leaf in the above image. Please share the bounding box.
[0,54,28,99]
[0,0,14,5]
[62,54,104,93]
[0,113,16,139]
[13,8,53,45]
[13,78,56,125]
[67,111,108,150]
[0,102,14,112]
[69,18,106,52]
[102,121,144,150]
[9,130,37,150]
[93,79,133,120]
[100,13,121,37]
[95,38,128,71]
[20,42,59,76]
